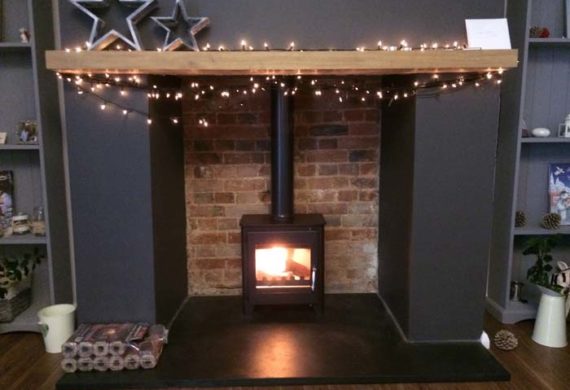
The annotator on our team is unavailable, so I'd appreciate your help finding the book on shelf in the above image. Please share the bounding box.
[549,163,570,225]
[0,171,14,232]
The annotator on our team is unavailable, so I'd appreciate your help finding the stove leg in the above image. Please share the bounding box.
[243,302,254,317]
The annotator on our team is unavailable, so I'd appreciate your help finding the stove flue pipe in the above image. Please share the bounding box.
[270,77,295,222]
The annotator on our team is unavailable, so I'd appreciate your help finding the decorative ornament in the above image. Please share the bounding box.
[515,211,527,228]
[494,330,518,351]
[69,0,157,51]
[151,0,210,51]
[529,26,551,38]
[541,213,562,230]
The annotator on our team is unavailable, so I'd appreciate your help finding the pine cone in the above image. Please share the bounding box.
[529,26,542,38]
[541,213,562,230]
[494,330,518,351]
[515,211,527,228]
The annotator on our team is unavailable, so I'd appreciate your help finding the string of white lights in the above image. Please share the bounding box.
[57,69,503,127]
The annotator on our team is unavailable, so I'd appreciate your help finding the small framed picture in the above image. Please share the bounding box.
[17,120,38,144]
[0,132,7,145]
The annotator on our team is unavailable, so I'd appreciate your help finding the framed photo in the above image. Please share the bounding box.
[0,132,6,144]
[17,120,38,144]
[549,163,570,225]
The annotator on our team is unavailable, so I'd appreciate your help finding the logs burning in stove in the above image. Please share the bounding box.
[240,77,325,316]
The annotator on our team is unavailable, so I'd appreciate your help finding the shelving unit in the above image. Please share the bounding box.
[0,0,71,333]
[487,0,570,324]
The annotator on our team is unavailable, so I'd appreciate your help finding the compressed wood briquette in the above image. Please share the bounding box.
[93,341,109,357]
[61,358,78,373]
[62,324,91,358]
[109,355,125,371]
[93,356,109,372]
[77,357,94,372]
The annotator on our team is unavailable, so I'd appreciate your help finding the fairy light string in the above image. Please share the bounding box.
[58,40,505,126]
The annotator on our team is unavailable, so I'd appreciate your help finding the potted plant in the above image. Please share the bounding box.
[0,248,42,323]
[524,237,569,348]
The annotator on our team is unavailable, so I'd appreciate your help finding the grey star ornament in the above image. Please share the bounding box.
[152,0,210,51]
[69,0,157,51]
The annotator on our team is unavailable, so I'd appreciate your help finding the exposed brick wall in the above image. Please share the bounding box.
[183,80,380,296]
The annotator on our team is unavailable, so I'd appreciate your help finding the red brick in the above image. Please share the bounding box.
[196,245,216,257]
[307,203,348,215]
[349,123,379,136]
[306,150,348,163]
[236,192,263,204]
[195,258,226,269]
[360,163,377,176]
[297,164,317,177]
[317,164,338,176]
[359,191,378,201]
[188,205,225,217]
[338,190,358,202]
[214,140,235,151]
[225,178,266,191]
[217,113,236,124]
[307,177,349,190]
[318,139,338,149]
[351,177,377,189]
[224,153,251,164]
[190,232,226,244]
[193,193,214,204]
[225,258,242,269]
[218,218,238,230]
[344,109,365,121]
[338,164,359,176]
[214,192,235,204]
[325,229,351,241]
[323,111,343,122]
[227,232,241,244]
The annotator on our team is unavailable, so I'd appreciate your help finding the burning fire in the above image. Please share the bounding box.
[255,246,311,280]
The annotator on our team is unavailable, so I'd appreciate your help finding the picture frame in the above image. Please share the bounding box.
[17,120,38,144]
[0,132,7,145]
[549,163,570,226]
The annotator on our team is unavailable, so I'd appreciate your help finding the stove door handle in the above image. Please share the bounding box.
[311,267,317,291]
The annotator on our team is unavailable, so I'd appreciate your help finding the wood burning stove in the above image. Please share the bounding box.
[240,78,325,315]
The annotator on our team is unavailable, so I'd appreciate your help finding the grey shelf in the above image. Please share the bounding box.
[0,144,40,151]
[0,42,32,51]
[0,235,47,245]
[528,38,570,46]
[487,0,570,325]
[514,225,570,236]
[0,0,72,333]
[0,262,50,334]
[521,137,570,143]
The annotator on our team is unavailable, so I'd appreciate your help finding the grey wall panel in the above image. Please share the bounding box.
[525,47,570,132]
[65,83,156,323]
[487,0,530,311]
[58,0,504,49]
[31,0,73,304]
[1,0,29,42]
[148,76,188,324]
[410,86,500,341]
[531,0,566,38]
[0,53,37,141]
[379,96,415,336]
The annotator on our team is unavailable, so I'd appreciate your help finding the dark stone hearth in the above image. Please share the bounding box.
[310,124,349,137]
[56,294,509,389]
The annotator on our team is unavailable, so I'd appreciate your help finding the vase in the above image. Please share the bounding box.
[531,286,568,348]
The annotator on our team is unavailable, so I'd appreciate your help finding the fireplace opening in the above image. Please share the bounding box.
[241,77,326,315]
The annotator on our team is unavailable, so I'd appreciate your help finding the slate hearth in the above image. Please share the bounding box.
[57,294,508,389]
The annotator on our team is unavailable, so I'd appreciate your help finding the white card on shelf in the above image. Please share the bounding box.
[465,19,512,49]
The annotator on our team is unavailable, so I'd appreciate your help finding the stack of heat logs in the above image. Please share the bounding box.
[60,323,168,373]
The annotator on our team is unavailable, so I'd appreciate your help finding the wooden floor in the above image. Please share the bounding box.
[1,314,569,390]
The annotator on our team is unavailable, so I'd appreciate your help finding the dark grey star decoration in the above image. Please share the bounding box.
[152,0,210,51]
[69,0,157,51]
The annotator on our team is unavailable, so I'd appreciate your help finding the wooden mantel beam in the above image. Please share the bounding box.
[46,49,518,76]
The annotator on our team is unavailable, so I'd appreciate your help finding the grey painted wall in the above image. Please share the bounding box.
[56,0,506,330]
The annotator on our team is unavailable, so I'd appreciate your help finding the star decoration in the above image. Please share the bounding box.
[152,0,210,51]
[70,0,157,51]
